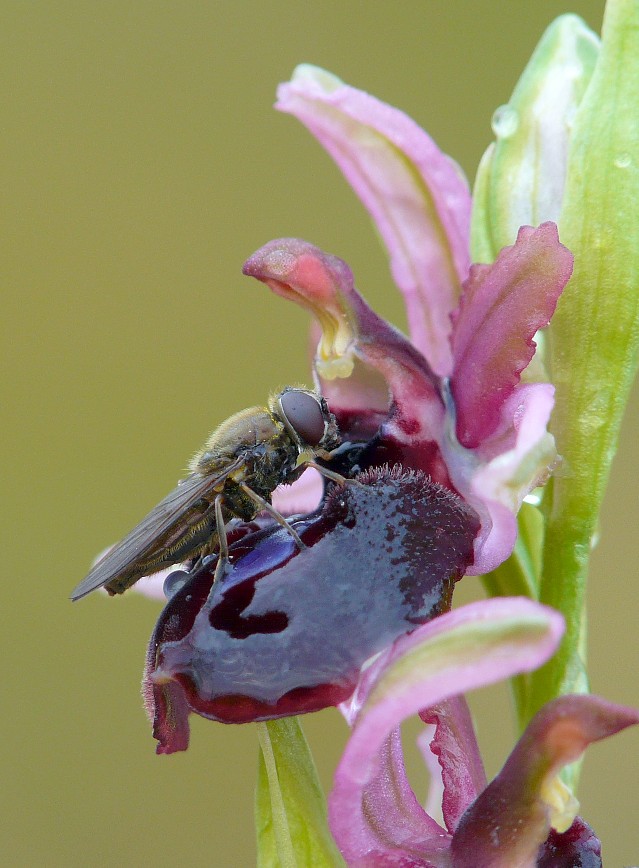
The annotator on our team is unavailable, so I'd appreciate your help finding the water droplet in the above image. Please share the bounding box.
[163,569,190,599]
[491,104,519,139]
[614,153,632,169]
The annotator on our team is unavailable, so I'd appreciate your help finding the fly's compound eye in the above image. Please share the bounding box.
[279,389,326,448]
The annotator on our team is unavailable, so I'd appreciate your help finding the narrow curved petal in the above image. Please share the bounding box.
[451,695,639,867]
[450,222,573,449]
[420,698,487,834]
[350,727,452,865]
[329,599,564,865]
[244,237,360,382]
[277,64,472,376]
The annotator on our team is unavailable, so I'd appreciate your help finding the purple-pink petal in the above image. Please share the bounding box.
[277,65,472,376]
[451,695,639,867]
[450,222,573,449]
[329,599,564,865]
[536,817,602,866]
[457,382,556,575]
[243,238,448,470]
[330,727,452,867]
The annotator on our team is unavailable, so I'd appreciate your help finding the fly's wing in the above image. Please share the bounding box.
[71,458,244,600]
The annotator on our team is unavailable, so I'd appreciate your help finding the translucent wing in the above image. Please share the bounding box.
[71,458,244,600]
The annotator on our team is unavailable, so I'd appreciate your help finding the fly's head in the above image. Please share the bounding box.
[272,387,340,461]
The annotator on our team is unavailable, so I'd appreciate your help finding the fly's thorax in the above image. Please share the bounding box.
[190,406,284,474]
[240,433,301,500]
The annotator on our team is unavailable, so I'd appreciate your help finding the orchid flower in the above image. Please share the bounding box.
[328,598,639,867]
[246,2,639,859]
[146,175,573,750]
[140,40,635,867]
[87,2,639,864]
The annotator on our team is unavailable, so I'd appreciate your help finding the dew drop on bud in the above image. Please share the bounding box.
[614,153,632,170]
[491,104,519,139]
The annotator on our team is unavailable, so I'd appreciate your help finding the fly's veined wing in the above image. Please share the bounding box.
[71,458,244,600]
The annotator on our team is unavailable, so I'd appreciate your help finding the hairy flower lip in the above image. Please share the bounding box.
[144,466,480,753]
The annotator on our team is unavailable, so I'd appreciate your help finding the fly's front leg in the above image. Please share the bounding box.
[238,482,306,551]
[304,460,365,488]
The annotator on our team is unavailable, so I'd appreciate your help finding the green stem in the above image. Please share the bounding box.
[527,0,639,723]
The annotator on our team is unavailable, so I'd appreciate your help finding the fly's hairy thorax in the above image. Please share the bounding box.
[191,406,300,504]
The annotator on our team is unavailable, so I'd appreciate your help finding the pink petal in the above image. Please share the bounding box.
[277,65,472,376]
[329,598,564,865]
[420,698,487,834]
[450,222,573,449]
[452,382,556,575]
[335,727,451,865]
[271,467,323,516]
[451,695,639,867]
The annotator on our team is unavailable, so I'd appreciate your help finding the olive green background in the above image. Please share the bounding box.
[4,1,638,865]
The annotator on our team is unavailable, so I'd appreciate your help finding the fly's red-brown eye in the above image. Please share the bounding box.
[279,389,326,447]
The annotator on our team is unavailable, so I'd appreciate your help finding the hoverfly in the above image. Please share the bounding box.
[71,387,342,600]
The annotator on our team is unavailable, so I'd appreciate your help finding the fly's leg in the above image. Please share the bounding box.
[304,461,349,485]
[304,460,366,489]
[238,482,305,550]
[213,493,230,582]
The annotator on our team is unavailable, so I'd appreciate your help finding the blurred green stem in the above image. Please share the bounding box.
[257,722,297,868]
[528,0,639,725]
